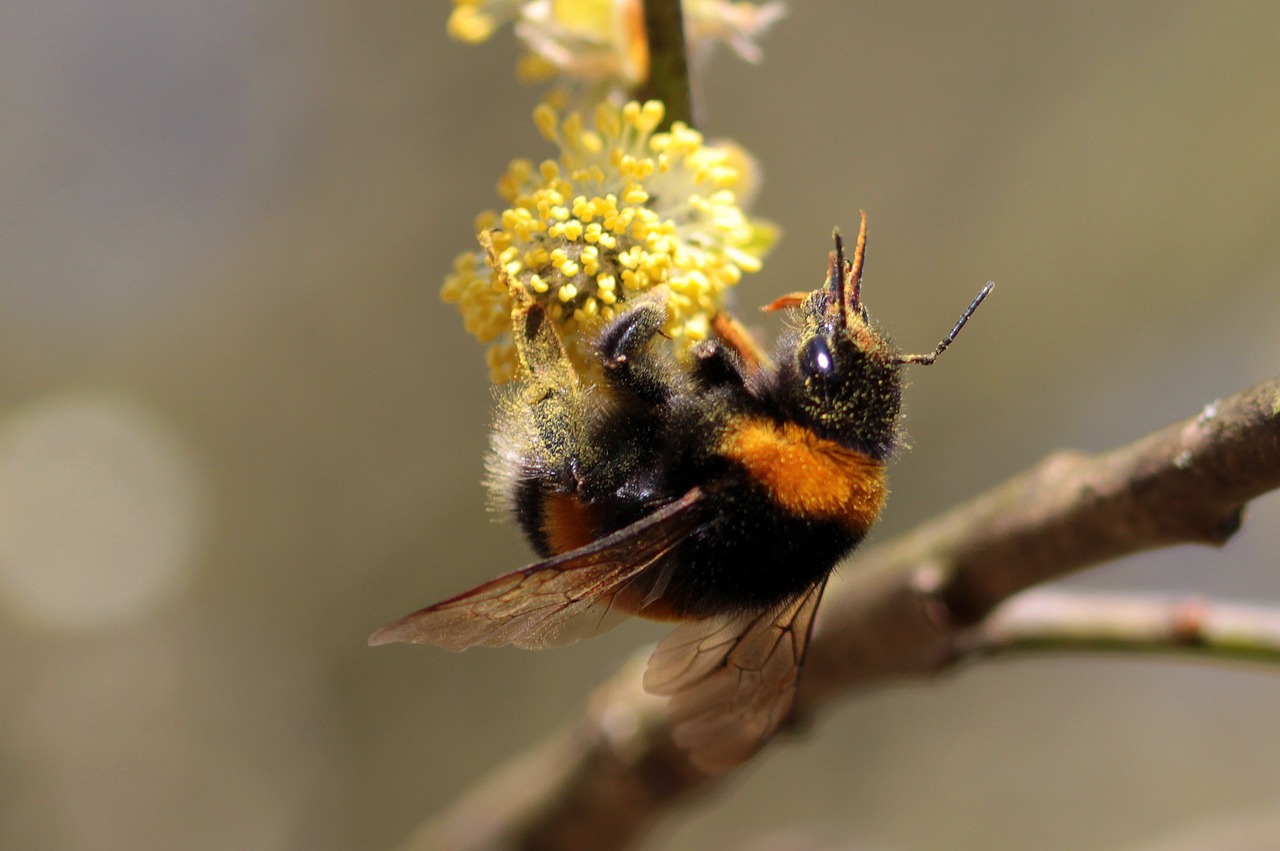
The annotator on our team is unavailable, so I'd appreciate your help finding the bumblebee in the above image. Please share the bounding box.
[371,213,991,772]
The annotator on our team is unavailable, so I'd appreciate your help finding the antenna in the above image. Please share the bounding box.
[891,281,995,366]
[845,210,868,323]
[829,229,845,326]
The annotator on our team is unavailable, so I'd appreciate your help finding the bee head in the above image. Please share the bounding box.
[780,214,904,458]
[773,213,992,459]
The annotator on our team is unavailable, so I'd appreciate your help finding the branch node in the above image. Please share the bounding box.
[1210,506,1245,544]
[911,562,956,632]
[1169,597,1210,646]
[1196,399,1223,425]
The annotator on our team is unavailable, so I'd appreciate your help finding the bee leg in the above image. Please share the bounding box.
[477,230,590,489]
[596,299,673,406]
[690,339,750,391]
[503,298,581,459]
[711,311,774,376]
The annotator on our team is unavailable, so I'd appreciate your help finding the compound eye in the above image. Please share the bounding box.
[800,336,835,380]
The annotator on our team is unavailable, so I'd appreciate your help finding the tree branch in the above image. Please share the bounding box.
[399,376,1280,851]
[959,589,1280,665]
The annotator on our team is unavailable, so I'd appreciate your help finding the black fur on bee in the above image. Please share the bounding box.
[372,215,992,772]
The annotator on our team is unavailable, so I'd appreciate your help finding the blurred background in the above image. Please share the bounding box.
[2,2,1279,849]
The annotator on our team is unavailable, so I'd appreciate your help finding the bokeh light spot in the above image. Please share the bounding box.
[0,390,207,630]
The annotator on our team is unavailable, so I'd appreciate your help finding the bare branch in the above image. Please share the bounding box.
[401,376,1280,851]
[958,589,1280,665]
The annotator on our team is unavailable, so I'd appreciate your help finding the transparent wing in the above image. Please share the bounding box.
[368,488,702,651]
[643,578,827,773]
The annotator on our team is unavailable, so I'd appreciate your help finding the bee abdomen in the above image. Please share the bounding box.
[510,475,602,559]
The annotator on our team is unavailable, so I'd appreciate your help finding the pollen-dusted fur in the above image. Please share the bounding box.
[719,418,887,532]
[372,215,991,773]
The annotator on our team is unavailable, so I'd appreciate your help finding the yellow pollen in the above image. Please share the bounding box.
[443,99,774,382]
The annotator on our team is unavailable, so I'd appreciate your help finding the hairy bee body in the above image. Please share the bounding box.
[372,215,990,772]
[493,304,899,620]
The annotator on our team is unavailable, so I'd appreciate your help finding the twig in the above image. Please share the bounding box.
[959,589,1280,665]
[636,0,694,128]
[399,376,1280,851]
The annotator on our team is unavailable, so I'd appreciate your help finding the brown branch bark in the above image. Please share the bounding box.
[399,376,1280,851]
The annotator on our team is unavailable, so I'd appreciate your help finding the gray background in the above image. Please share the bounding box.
[2,2,1279,849]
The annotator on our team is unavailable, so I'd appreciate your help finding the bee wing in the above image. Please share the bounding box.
[368,488,703,651]
[643,578,827,773]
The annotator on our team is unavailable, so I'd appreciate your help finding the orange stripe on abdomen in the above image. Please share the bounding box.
[541,492,600,555]
[719,419,887,534]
